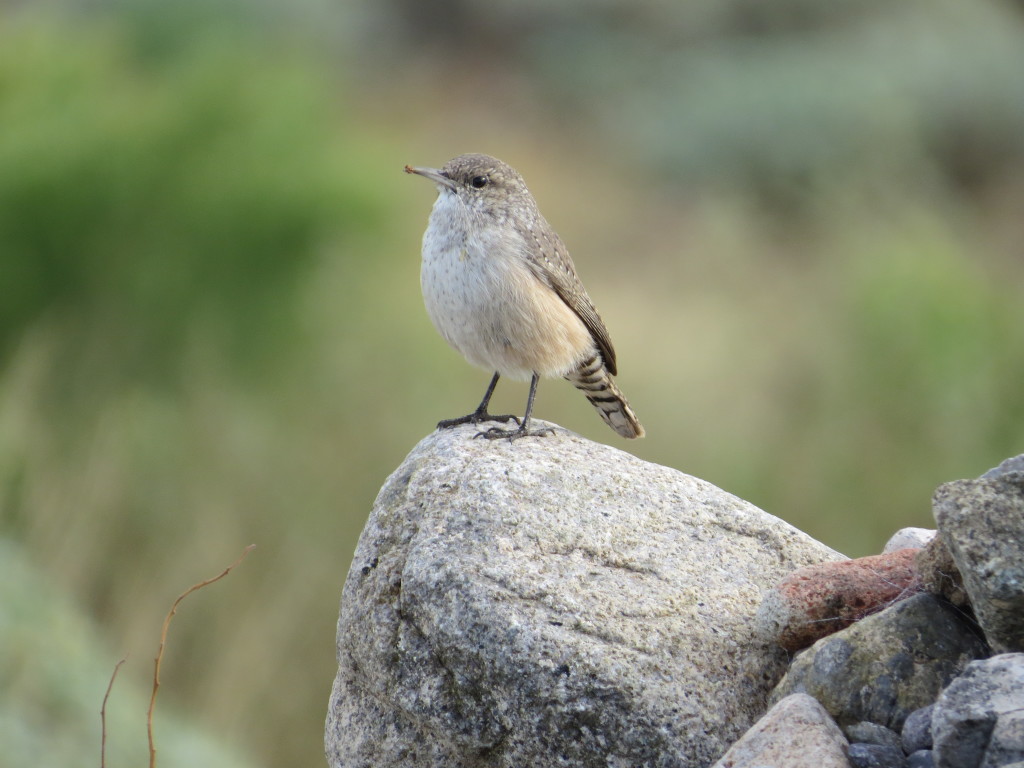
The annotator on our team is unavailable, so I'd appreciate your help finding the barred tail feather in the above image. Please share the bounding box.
[565,355,645,439]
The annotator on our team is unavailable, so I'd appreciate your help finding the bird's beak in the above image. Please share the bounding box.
[404,164,457,192]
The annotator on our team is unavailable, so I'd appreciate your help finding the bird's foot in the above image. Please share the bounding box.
[437,411,520,430]
[473,422,556,442]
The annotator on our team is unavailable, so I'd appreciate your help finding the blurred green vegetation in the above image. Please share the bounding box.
[0,538,255,768]
[1,0,1023,765]
[0,12,379,377]
[526,0,1024,205]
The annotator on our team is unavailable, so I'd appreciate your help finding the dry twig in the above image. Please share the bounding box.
[101,656,128,768]
[147,544,256,768]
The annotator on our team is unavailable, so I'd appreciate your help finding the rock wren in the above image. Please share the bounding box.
[405,153,644,441]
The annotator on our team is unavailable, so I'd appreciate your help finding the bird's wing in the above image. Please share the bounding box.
[522,219,618,375]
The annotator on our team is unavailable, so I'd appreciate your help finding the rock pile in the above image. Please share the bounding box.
[728,453,1024,768]
[325,428,1024,768]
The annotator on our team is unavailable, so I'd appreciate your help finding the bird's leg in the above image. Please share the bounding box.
[476,372,555,441]
[437,372,521,430]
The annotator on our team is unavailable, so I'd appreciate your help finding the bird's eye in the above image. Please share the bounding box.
[470,175,489,189]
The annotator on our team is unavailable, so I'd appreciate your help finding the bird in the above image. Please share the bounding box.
[405,153,644,441]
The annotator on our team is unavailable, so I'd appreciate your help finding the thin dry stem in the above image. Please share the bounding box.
[148,544,256,768]
[101,656,128,768]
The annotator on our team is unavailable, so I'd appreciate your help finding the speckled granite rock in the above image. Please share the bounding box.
[981,454,1024,480]
[933,653,1024,768]
[916,535,970,608]
[884,528,937,553]
[325,423,843,768]
[847,743,905,768]
[710,693,850,768]
[933,472,1024,653]
[843,721,903,750]
[902,704,936,753]
[769,593,987,731]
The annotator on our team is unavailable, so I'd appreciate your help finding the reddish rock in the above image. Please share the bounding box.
[756,548,922,651]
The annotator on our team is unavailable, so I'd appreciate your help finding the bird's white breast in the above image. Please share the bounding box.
[420,191,592,380]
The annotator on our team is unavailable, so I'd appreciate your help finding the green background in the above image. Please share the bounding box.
[2,0,1023,765]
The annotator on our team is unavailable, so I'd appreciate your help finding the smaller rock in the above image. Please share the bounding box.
[902,704,935,754]
[884,528,937,553]
[770,593,988,732]
[757,548,920,651]
[848,743,906,768]
[933,476,1024,653]
[933,653,1024,768]
[981,453,1024,480]
[915,536,969,608]
[988,712,1024,767]
[844,722,903,750]
[907,750,935,768]
[710,693,849,768]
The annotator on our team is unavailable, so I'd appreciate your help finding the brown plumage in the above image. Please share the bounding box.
[406,153,644,440]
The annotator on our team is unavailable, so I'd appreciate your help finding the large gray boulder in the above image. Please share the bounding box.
[325,423,843,768]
